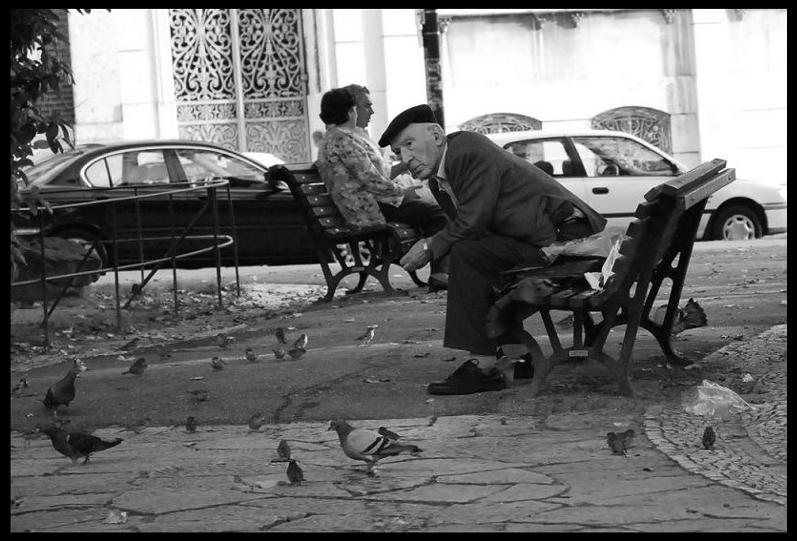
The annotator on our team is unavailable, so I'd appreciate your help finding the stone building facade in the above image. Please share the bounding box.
[51,8,785,183]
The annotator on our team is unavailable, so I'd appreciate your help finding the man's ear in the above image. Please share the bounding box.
[432,125,446,145]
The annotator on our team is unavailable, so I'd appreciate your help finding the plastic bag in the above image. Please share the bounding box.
[541,225,627,264]
[682,379,756,418]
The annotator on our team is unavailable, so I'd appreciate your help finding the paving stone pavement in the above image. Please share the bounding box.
[10,326,787,532]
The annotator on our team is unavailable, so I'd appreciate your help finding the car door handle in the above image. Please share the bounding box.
[592,187,609,194]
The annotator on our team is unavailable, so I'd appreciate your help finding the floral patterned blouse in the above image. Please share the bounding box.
[315,126,404,228]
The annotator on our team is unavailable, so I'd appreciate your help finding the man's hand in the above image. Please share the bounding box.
[400,238,432,272]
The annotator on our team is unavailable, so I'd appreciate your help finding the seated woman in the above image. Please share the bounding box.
[315,87,449,290]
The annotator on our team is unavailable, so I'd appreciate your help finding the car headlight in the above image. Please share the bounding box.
[778,184,787,201]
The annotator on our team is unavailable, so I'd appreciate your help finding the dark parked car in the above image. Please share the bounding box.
[13,140,318,269]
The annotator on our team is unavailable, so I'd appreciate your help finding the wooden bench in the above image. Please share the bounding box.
[488,159,736,397]
[269,163,426,302]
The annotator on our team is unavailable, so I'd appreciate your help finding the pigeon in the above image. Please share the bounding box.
[378,426,401,440]
[287,347,306,361]
[654,298,708,335]
[286,459,305,485]
[43,366,81,410]
[702,426,716,450]
[120,337,140,351]
[11,377,28,396]
[37,424,123,464]
[275,327,287,344]
[245,347,257,363]
[606,432,627,456]
[276,439,291,462]
[328,419,422,476]
[273,348,287,360]
[293,333,308,350]
[617,428,635,448]
[211,356,225,371]
[356,325,378,346]
[247,412,265,431]
[185,416,197,433]
[122,357,147,375]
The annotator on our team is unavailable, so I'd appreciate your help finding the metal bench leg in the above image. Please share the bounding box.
[409,270,426,287]
[345,272,369,295]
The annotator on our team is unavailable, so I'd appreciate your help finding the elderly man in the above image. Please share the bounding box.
[379,104,607,395]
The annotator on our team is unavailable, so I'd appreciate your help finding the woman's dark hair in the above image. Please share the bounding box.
[319,87,356,125]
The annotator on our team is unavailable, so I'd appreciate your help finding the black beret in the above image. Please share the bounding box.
[378,104,439,147]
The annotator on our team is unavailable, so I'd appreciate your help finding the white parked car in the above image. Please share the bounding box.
[486,129,787,240]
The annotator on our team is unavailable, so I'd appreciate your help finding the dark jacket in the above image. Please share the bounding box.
[428,131,607,258]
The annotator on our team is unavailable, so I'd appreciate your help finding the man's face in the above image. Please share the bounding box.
[389,123,444,180]
[355,92,374,129]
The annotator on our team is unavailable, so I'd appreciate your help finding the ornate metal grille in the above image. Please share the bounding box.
[169,9,310,162]
[459,113,542,134]
[591,106,672,154]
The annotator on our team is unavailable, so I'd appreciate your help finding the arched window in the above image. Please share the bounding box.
[459,113,542,134]
[591,106,672,154]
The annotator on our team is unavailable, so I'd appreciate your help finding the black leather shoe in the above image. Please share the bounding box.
[427,276,448,293]
[427,359,506,395]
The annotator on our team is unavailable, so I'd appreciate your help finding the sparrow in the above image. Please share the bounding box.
[185,416,197,433]
[328,419,422,476]
[275,327,287,344]
[245,347,257,363]
[287,347,305,361]
[120,337,140,351]
[702,426,716,450]
[293,333,308,350]
[273,348,287,360]
[606,432,627,456]
[43,366,81,410]
[37,424,123,465]
[356,325,378,346]
[276,439,291,462]
[211,356,225,371]
[617,428,635,448]
[11,377,28,395]
[122,357,147,376]
[286,459,305,485]
[378,426,401,440]
[247,412,265,431]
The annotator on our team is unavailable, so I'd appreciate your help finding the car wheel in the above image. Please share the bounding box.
[710,204,762,240]
[56,229,108,275]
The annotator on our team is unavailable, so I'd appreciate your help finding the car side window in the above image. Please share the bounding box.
[84,154,123,187]
[120,151,170,185]
[175,149,263,187]
[572,136,677,177]
[504,139,573,177]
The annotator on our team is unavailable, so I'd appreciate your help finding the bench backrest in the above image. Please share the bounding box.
[269,164,387,242]
[594,159,735,305]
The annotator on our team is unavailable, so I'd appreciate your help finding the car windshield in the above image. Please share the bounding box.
[24,149,86,186]
[572,136,676,176]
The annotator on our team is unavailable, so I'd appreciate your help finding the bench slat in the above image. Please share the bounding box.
[643,158,726,202]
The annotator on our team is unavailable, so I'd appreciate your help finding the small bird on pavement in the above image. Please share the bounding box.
[12,377,28,396]
[216,333,234,349]
[293,333,308,350]
[211,356,225,371]
[286,459,305,485]
[185,416,197,433]
[702,426,716,450]
[606,432,627,456]
[273,348,286,360]
[356,325,378,346]
[37,423,123,465]
[43,366,81,411]
[654,298,708,335]
[276,439,291,462]
[275,327,287,344]
[328,419,422,476]
[245,347,257,363]
[120,337,140,351]
[122,357,147,376]
[287,347,305,361]
[617,428,635,448]
[247,412,265,432]
[378,426,401,440]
